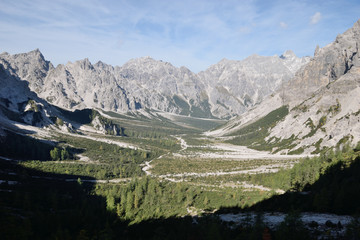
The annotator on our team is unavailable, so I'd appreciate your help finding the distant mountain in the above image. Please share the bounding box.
[209,19,360,153]
[0,48,309,119]
[198,50,309,118]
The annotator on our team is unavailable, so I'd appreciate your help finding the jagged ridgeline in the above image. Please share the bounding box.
[0,48,309,119]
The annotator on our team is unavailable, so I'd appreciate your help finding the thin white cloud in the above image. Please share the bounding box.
[280,21,288,29]
[1,0,360,72]
[310,12,321,24]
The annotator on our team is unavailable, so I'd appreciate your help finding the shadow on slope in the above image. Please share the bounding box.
[0,129,83,161]
[2,131,360,239]
[0,159,122,239]
[244,154,360,215]
[124,148,360,239]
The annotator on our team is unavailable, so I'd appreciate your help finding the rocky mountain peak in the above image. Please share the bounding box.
[74,58,93,71]
[280,50,296,59]
[244,53,261,61]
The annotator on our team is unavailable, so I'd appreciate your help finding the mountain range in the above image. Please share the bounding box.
[0,48,309,120]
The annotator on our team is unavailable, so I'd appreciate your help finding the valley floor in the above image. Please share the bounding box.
[1,111,360,239]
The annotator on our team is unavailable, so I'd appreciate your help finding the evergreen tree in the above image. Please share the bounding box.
[50,147,60,160]
[61,148,69,160]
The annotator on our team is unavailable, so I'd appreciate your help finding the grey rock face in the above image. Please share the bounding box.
[0,49,308,119]
[282,19,360,107]
[198,52,309,118]
[0,49,53,94]
[0,59,55,127]
[210,19,360,150]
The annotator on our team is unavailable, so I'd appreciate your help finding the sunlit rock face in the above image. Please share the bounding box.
[0,48,309,119]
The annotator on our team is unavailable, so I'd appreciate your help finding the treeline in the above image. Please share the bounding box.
[95,177,268,224]
[21,159,144,179]
[251,142,360,191]
[0,130,52,160]
[21,143,155,179]
[250,142,360,215]
[123,129,171,139]
[49,147,72,161]
[0,160,119,239]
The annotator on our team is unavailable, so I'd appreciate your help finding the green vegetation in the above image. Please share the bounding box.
[96,177,269,224]
[57,134,158,163]
[328,99,341,115]
[250,143,360,207]
[55,117,64,126]
[20,160,142,179]
[0,160,118,239]
[2,128,360,240]
[151,157,280,175]
[318,115,327,128]
[249,144,360,216]
[91,111,125,136]
[311,138,324,154]
[49,147,71,161]
[2,101,360,239]
[226,105,293,152]
[56,107,94,124]
[21,134,159,179]
[27,99,39,112]
[288,147,304,155]
[303,115,327,138]
[229,105,289,137]
[173,95,190,115]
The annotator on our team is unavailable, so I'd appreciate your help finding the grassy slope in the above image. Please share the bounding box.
[226,105,296,152]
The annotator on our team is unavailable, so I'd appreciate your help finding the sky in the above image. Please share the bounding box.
[0,0,359,73]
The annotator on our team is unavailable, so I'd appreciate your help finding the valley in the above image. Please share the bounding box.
[2,105,360,239]
[1,18,360,240]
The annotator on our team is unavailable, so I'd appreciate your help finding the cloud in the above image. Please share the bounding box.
[280,21,288,29]
[310,12,321,24]
[1,0,360,72]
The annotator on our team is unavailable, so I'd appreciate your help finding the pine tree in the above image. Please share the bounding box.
[50,147,60,160]
[106,195,115,211]
[61,148,69,160]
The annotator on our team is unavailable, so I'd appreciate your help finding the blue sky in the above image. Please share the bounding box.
[0,0,359,72]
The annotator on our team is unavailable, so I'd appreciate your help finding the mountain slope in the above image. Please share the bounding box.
[210,19,360,153]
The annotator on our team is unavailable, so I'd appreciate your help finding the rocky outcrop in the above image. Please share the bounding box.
[283,20,360,107]
[91,115,124,136]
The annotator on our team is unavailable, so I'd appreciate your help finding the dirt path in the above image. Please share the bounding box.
[60,130,140,149]
[30,175,132,184]
[142,160,153,175]
[174,135,189,151]
[155,163,291,179]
